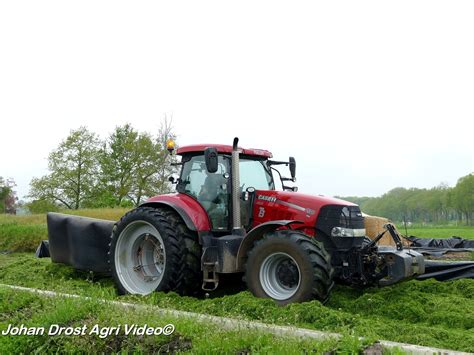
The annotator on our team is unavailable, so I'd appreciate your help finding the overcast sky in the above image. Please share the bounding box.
[1,1,473,201]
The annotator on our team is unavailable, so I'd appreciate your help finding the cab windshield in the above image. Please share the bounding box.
[239,158,274,191]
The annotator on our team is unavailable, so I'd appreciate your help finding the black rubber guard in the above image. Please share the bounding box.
[46,212,114,273]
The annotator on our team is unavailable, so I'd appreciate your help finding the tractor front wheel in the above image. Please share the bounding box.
[245,231,334,304]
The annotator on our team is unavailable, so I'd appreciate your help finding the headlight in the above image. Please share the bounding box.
[331,227,366,237]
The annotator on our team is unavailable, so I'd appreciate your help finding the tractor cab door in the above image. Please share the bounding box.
[179,155,231,231]
[239,158,275,230]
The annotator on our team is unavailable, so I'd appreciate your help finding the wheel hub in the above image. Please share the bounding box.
[276,259,299,289]
[259,252,301,300]
[132,233,165,282]
[114,221,167,294]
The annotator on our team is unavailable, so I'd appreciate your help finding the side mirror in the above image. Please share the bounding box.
[204,147,218,173]
[289,157,296,179]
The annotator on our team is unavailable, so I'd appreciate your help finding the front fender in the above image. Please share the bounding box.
[235,220,304,271]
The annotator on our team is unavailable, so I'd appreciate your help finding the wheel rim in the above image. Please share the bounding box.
[114,220,166,295]
[259,252,300,300]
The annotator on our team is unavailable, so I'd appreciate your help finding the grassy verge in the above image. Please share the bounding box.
[0,209,128,252]
[0,287,373,354]
[0,254,472,352]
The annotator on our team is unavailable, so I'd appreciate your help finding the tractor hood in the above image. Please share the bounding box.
[252,190,362,234]
[275,191,357,208]
[256,190,356,213]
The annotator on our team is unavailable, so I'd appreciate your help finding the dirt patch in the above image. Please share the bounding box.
[362,342,384,355]
[158,335,192,354]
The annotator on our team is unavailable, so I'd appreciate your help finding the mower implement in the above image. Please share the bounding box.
[39,137,471,304]
[46,213,114,273]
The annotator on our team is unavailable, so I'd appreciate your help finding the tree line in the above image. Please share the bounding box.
[27,121,177,213]
[338,173,474,225]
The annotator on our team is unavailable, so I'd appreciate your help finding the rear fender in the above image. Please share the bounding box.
[235,220,304,271]
[142,194,211,232]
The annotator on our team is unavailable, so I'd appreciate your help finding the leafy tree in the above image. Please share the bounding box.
[0,177,18,214]
[450,173,474,225]
[0,177,10,213]
[29,127,100,209]
[97,124,139,206]
[127,132,159,206]
[129,119,178,205]
[97,120,177,207]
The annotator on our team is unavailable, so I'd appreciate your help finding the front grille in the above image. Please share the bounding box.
[315,205,365,236]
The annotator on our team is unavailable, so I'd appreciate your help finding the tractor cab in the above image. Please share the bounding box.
[173,143,290,233]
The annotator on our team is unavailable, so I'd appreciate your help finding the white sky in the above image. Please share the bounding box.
[1,1,473,200]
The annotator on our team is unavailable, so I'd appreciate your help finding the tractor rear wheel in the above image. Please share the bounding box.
[245,231,334,304]
[161,209,202,296]
[109,206,201,296]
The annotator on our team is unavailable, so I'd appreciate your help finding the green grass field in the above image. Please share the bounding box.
[0,210,473,353]
[403,225,474,239]
[0,253,473,352]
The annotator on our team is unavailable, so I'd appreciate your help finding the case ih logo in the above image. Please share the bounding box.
[257,195,277,203]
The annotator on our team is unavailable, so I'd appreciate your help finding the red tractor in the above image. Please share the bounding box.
[45,138,425,304]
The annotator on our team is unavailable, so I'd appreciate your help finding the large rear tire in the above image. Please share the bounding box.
[109,207,201,296]
[245,231,334,305]
[161,209,202,296]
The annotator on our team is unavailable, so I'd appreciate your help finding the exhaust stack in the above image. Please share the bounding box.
[232,137,244,235]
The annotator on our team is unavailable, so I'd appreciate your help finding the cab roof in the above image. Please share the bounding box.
[176,144,273,158]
